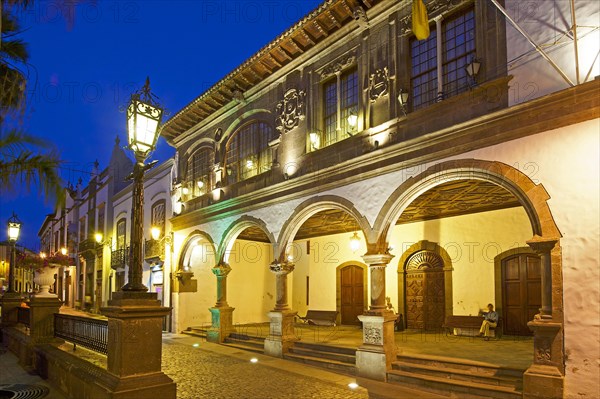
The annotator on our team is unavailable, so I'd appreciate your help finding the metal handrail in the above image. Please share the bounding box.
[54,313,108,355]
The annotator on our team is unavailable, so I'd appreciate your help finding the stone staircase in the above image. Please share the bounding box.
[222,332,265,354]
[182,325,209,340]
[283,341,356,375]
[387,353,525,399]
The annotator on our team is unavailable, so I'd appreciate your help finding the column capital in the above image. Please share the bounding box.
[362,253,394,267]
[526,236,558,254]
[212,262,232,277]
[270,260,295,275]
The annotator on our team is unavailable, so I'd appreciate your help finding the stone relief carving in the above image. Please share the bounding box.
[275,88,306,133]
[369,67,389,102]
[320,55,356,79]
[269,260,295,275]
[406,250,444,270]
[364,326,382,345]
[535,338,553,364]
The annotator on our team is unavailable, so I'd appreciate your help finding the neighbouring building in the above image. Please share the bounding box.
[155,1,600,399]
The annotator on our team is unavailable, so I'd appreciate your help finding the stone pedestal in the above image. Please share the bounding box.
[207,306,235,343]
[100,291,175,399]
[356,312,397,381]
[29,297,62,344]
[523,320,564,399]
[0,293,22,327]
[264,310,297,357]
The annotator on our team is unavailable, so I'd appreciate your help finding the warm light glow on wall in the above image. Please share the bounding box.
[60,247,67,255]
[95,232,103,243]
[349,232,361,252]
[151,226,161,240]
[309,132,320,149]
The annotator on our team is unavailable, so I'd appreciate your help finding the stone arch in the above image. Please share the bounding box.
[277,195,375,261]
[375,159,562,249]
[218,215,276,263]
[397,241,453,330]
[178,230,217,272]
[335,261,368,325]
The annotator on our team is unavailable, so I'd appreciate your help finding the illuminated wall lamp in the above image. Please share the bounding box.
[349,232,361,252]
[397,90,409,116]
[466,58,482,87]
[309,132,320,150]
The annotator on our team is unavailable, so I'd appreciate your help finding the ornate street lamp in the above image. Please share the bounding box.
[6,212,22,295]
[123,78,164,292]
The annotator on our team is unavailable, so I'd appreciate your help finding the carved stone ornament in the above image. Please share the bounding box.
[275,88,306,133]
[535,337,553,364]
[369,67,389,102]
[320,55,356,79]
[406,250,444,271]
[212,262,232,277]
[364,326,382,345]
[269,260,295,275]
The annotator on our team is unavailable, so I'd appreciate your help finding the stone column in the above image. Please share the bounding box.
[356,253,396,381]
[527,238,557,319]
[101,292,175,398]
[0,295,22,328]
[264,260,297,357]
[523,321,564,399]
[28,297,62,345]
[207,262,235,343]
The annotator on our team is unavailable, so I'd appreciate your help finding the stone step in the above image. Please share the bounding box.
[182,330,207,339]
[293,341,357,356]
[288,346,356,364]
[224,335,265,350]
[387,369,522,399]
[391,361,523,389]
[221,342,264,354]
[396,353,525,378]
[283,352,356,375]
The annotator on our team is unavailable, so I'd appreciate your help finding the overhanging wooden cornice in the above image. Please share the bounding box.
[161,0,381,142]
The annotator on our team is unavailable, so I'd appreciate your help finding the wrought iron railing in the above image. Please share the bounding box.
[54,313,108,354]
[110,248,128,269]
[17,306,30,329]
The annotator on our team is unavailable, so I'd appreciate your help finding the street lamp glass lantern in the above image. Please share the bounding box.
[7,213,21,242]
[126,79,164,157]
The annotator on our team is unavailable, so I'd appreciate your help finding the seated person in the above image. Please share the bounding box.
[479,303,498,340]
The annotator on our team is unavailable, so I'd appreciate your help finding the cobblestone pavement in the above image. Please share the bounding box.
[162,336,368,399]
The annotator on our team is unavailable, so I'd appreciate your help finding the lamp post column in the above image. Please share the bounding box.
[123,159,147,292]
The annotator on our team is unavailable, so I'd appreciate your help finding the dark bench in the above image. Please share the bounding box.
[297,310,338,326]
[442,315,502,338]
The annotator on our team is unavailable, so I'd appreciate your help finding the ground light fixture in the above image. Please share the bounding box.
[123,77,163,292]
[6,212,22,294]
[250,357,258,363]
[349,232,361,252]
[348,382,359,389]
[192,343,200,348]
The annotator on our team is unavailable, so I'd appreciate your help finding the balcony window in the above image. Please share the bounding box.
[225,121,275,184]
[318,68,359,149]
[411,8,475,110]
[186,147,214,197]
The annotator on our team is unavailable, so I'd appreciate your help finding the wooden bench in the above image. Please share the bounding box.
[442,315,502,337]
[297,310,338,326]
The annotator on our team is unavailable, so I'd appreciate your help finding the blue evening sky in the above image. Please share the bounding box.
[1,0,323,249]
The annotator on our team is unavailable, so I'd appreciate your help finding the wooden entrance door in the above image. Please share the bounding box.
[340,265,364,325]
[406,271,445,330]
[502,254,541,336]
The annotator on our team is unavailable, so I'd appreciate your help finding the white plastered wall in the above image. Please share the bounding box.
[504,0,600,105]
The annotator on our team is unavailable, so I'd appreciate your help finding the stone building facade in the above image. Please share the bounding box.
[159,1,599,398]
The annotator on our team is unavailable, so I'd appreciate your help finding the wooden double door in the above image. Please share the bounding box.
[502,254,541,336]
[340,265,364,325]
[406,270,445,330]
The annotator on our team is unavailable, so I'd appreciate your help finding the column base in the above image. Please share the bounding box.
[264,310,297,357]
[0,295,22,327]
[523,365,564,399]
[207,306,235,343]
[102,371,176,399]
[356,312,397,381]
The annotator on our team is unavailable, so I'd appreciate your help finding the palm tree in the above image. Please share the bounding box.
[1,0,64,205]
[0,129,64,204]
[1,0,32,119]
